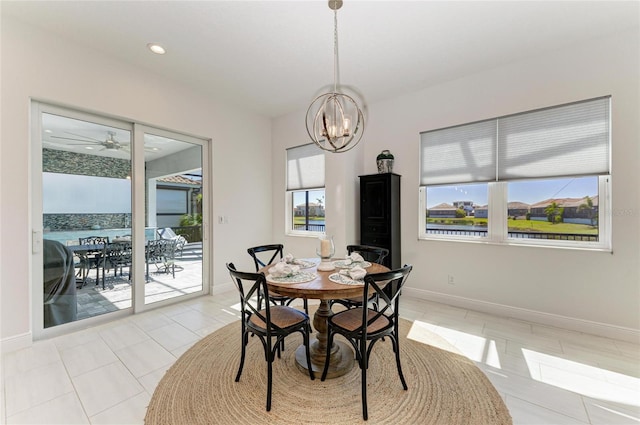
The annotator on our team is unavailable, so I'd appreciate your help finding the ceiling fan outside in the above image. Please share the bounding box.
[50,130,126,150]
[49,130,160,153]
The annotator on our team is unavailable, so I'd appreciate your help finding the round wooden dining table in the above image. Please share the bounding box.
[261,259,388,378]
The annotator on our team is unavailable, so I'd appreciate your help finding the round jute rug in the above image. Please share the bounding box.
[146,317,512,424]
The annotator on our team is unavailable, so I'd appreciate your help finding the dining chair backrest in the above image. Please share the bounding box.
[147,239,177,262]
[361,264,413,337]
[247,244,284,272]
[347,244,389,265]
[104,241,132,266]
[79,236,110,245]
[226,263,275,335]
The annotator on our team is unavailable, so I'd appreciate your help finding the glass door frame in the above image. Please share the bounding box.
[133,124,210,312]
[31,102,211,339]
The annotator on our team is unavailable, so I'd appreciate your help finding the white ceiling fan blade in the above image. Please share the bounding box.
[50,135,101,145]
[63,131,104,143]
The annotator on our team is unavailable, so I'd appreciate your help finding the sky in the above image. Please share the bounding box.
[293,190,325,208]
[426,176,598,208]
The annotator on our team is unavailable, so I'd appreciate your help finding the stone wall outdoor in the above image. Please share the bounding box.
[43,148,130,178]
[44,213,131,231]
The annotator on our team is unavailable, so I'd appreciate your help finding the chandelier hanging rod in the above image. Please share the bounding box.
[305,0,365,154]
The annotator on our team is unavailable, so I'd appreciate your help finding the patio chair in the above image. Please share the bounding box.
[102,241,132,288]
[226,262,314,412]
[157,227,187,257]
[146,239,177,281]
[321,264,413,420]
[77,236,109,287]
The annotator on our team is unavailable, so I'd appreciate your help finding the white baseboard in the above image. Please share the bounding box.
[211,281,234,295]
[1,331,32,354]
[403,287,640,344]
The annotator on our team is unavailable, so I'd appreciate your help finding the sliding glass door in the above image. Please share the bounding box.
[136,125,205,307]
[33,103,209,336]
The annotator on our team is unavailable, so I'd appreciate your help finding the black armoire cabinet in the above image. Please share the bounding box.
[359,173,401,269]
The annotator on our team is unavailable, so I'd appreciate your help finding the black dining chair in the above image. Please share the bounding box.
[247,244,308,314]
[226,263,314,412]
[321,264,413,420]
[330,245,389,311]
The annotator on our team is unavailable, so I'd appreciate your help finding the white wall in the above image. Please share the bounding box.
[273,29,640,338]
[0,18,272,346]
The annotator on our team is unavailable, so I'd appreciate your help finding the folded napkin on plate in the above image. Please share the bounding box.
[339,265,366,281]
[283,253,295,263]
[270,261,300,277]
[342,252,365,265]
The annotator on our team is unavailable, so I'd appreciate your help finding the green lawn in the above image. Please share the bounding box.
[293,217,325,224]
[427,217,597,234]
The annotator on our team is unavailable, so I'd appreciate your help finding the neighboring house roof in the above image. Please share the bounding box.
[158,175,201,186]
[429,203,456,210]
[530,196,598,209]
[507,201,530,209]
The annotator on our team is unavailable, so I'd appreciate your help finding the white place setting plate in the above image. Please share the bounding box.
[328,272,364,286]
[290,258,317,269]
[332,259,372,269]
[266,271,317,284]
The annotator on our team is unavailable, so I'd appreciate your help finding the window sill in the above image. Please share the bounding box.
[286,230,325,238]
[418,235,612,253]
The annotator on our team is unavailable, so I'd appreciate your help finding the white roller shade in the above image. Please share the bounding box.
[498,97,610,180]
[420,120,497,186]
[420,96,610,186]
[286,143,325,191]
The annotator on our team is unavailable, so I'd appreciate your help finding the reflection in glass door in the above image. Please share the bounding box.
[40,112,133,328]
[141,129,204,305]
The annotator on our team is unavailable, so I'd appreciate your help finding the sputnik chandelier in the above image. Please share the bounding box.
[305,0,364,153]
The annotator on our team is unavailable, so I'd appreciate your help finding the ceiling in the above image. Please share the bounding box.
[3,1,639,119]
[40,112,190,161]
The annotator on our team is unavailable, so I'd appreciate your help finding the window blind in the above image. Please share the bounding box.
[420,96,610,186]
[286,143,325,191]
[498,97,610,180]
[420,120,497,186]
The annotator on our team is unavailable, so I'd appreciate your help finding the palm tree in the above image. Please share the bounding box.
[578,196,597,226]
[544,201,564,224]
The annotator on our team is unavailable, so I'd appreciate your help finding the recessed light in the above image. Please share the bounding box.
[85,146,94,150]
[147,43,166,55]
[44,129,52,133]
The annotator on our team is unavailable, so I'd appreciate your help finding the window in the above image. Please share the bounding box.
[286,144,325,235]
[419,96,611,250]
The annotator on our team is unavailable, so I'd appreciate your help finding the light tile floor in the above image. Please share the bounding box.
[1,290,639,424]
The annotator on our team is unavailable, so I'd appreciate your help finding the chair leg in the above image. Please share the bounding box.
[235,331,248,382]
[320,330,334,381]
[266,347,273,411]
[361,339,368,421]
[392,334,408,390]
[303,325,315,380]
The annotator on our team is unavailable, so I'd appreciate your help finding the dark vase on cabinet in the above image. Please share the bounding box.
[359,173,401,269]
